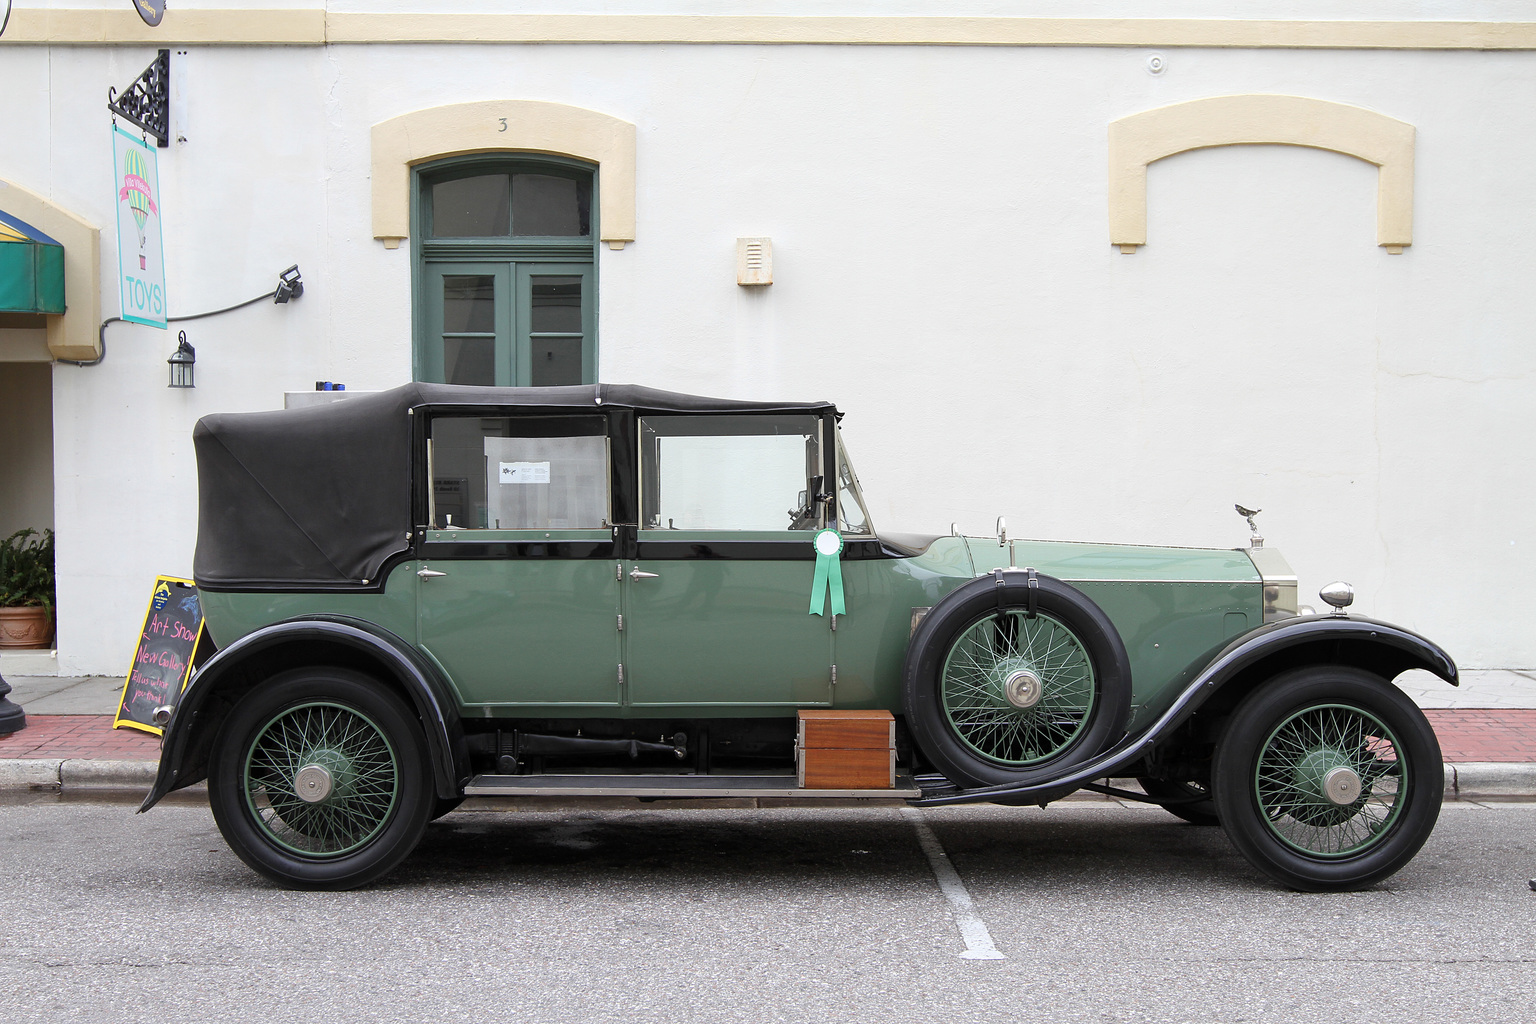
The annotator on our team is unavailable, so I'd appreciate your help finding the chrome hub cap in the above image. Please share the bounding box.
[1323,766,1363,806]
[1003,668,1044,709]
[294,764,334,804]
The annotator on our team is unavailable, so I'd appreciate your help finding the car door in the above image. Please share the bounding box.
[621,413,834,708]
[416,411,621,709]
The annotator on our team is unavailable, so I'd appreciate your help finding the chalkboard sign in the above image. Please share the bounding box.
[114,576,207,735]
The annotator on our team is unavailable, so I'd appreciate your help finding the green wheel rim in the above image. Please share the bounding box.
[940,610,1096,766]
[1253,703,1406,858]
[242,701,400,858]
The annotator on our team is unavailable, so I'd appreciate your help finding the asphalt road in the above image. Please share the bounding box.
[2,796,1533,1023]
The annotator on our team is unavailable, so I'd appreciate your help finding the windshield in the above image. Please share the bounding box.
[835,432,874,536]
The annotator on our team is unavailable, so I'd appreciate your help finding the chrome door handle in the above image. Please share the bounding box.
[629,568,660,580]
[418,568,449,579]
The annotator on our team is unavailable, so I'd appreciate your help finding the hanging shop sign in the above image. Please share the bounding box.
[112,125,168,328]
[114,576,207,735]
[133,0,165,28]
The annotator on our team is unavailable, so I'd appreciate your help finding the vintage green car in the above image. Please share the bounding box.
[142,383,1458,892]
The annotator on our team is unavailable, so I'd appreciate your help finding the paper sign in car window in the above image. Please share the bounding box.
[500,461,551,484]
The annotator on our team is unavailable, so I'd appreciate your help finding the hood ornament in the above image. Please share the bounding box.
[1235,504,1263,548]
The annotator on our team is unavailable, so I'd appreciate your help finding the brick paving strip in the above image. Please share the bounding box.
[0,715,162,760]
[1424,709,1536,762]
[3,710,1534,764]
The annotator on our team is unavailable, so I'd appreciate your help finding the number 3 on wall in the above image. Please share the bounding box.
[498,118,508,132]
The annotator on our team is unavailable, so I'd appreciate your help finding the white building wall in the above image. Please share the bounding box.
[2,2,1532,673]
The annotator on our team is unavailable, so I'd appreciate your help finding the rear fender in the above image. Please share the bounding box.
[138,616,467,811]
[915,614,1457,806]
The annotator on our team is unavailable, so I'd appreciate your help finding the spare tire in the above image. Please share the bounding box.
[902,570,1133,789]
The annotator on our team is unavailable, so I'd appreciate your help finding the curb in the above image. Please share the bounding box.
[1446,762,1536,801]
[1,758,158,791]
[3,758,1535,799]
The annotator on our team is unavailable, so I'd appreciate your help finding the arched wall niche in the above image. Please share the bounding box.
[371,100,636,250]
[1108,95,1415,254]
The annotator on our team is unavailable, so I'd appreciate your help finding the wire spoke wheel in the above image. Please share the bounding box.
[1213,666,1443,891]
[243,701,400,858]
[1253,703,1405,858]
[940,610,1096,766]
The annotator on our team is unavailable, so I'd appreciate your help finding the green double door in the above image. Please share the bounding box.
[416,542,835,711]
[420,261,595,387]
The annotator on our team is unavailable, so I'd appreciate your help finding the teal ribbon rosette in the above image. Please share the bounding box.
[808,528,846,616]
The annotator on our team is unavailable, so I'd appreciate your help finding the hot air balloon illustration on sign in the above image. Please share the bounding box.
[113,125,167,328]
[121,146,156,262]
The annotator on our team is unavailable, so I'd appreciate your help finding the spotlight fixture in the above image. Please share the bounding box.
[273,265,304,303]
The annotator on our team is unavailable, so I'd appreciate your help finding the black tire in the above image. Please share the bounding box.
[430,797,466,821]
[208,669,435,890]
[903,571,1132,789]
[1213,666,1443,892]
[1137,777,1220,826]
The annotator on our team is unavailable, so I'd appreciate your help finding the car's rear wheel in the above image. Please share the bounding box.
[903,572,1132,789]
[1213,666,1443,891]
[208,669,434,890]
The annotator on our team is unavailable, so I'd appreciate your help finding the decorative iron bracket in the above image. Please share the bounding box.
[108,49,170,148]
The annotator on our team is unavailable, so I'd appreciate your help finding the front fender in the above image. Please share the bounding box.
[915,614,1457,806]
[138,616,468,812]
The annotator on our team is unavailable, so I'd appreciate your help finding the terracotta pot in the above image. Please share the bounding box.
[0,606,54,649]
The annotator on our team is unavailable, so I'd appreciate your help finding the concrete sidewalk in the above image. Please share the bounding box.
[2,669,1534,798]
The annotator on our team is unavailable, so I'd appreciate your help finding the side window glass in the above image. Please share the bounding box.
[429,416,609,530]
[836,434,874,536]
[640,415,822,531]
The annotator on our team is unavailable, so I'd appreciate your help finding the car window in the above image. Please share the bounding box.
[428,415,609,530]
[835,433,874,536]
[640,414,822,531]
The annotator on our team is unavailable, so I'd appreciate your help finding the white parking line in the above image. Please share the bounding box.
[902,807,1007,961]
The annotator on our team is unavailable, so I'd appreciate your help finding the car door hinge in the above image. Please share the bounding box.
[618,664,625,685]
[616,613,624,631]
[831,664,837,687]
[616,561,623,582]
[830,614,837,631]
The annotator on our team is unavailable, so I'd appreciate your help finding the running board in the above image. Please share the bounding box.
[463,772,921,800]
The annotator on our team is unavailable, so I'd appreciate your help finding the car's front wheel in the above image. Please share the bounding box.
[208,669,434,890]
[1213,666,1443,891]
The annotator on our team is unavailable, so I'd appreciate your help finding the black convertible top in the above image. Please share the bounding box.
[192,382,838,588]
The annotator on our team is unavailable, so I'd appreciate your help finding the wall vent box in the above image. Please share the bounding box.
[736,237,772,286]
[796,709,895,789]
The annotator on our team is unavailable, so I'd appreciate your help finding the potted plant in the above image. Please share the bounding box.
[0,528,55,649]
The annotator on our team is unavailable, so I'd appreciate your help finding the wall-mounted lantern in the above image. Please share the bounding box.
[167,330,195,388]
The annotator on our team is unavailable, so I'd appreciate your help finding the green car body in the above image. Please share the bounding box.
[199,535,1264,731]
[146,382,1458,893]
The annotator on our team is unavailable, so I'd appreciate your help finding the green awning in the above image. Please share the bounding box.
[0,210,66,315]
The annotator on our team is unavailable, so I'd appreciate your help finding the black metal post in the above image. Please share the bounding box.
[0,671,25,735]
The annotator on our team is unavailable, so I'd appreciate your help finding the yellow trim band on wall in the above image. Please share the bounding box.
[0,9,325,45]
[1108,95,1415,253]
[2,11,1536,50]
[371,101,636,249]
[0,180,102,361]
